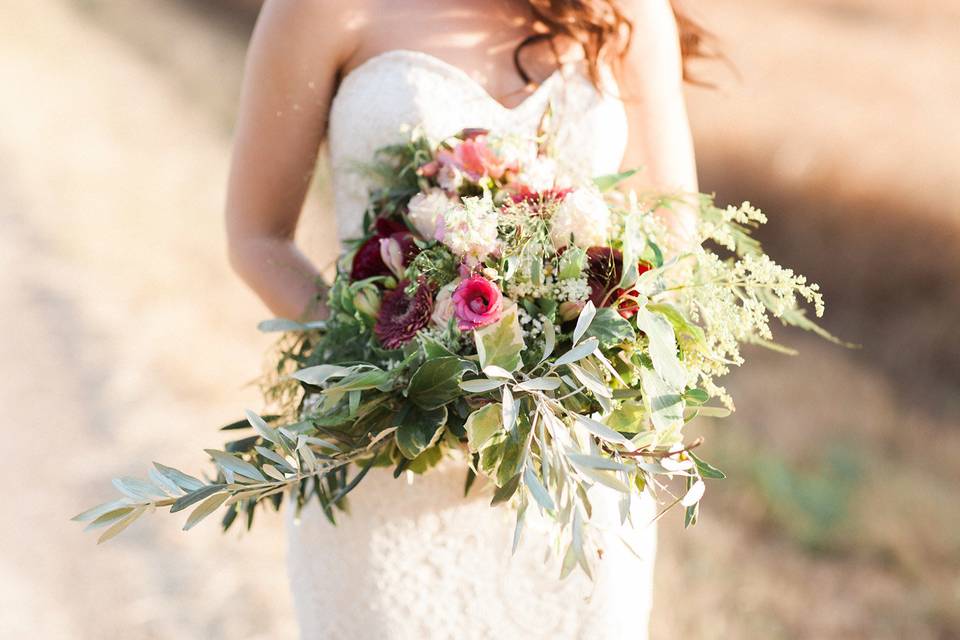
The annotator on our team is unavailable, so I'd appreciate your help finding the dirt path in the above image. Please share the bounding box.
[0,2,292,637]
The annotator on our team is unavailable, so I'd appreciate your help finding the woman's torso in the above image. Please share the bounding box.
[287,10,654,639]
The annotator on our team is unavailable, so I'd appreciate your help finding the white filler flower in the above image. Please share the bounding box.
[437,193,500,263]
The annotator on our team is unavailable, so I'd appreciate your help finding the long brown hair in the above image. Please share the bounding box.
[515,0,711,87]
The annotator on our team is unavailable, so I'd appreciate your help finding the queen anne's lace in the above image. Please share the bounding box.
[291,49,653,640]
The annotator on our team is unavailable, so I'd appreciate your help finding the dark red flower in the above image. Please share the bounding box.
[459,128,490,141]
[350,218,419,282]
[586,247,652,317]
[509,187,573,209]
[374,280,434,349]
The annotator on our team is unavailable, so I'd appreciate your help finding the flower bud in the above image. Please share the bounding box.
[379,237,406,279]
[352,287,381,318]
[558,300,586,322]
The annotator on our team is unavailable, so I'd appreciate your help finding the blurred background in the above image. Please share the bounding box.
[1,0,957,638]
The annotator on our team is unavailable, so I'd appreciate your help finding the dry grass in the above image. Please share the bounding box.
[1,0,956,638]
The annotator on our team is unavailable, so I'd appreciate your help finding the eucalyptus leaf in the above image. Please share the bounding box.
[205,449,267,482]
[680,479,706,507]
[572,301,596,346]
[171,485,227,514]
[482,365,514,379]
[574,413,634,448]
[261,464,287,481]
[112,477,164,501]
[72,499,131,523]
[147,467,184,497]
[552,337,599,367]
[690,406,733,419]
[257,318,326,333]
[523,466,556,511]
[540,317,556,364]
[292,364,352,386]
[514,377,562,392]
[153,463,204,492]
[571,465,631,493]
[97,507,145,544]
[245,409,278,444]
[459,378,506,393]
[567,363,612,399]
[84,507,135,532]
[690,452,727,479]
[328,368,393,393]
[183,493,229,531]
[567,452,632,471]
[593,168,638,192]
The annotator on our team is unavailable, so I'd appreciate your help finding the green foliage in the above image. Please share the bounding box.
[395,405,447,459]
[583,307,635,348]
[406,357,475,409]
[475,306,525,373]
[753,446,862,551]
[464,403,503,453]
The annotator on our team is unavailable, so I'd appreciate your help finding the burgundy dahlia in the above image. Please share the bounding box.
[586,247,652,317]
[350,218,418,282]
[374,280,434,349]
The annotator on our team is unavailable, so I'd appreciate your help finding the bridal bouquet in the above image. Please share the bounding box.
[75,125,834,577]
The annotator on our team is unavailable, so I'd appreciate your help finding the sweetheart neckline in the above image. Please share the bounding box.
[334,49,565,114]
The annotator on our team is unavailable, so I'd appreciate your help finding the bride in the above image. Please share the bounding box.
[225,1,703,638]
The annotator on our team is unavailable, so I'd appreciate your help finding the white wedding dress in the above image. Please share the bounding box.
[287,49,657,640]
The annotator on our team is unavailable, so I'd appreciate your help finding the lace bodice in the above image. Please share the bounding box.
[326,49,628,242]
[288,50,655,640]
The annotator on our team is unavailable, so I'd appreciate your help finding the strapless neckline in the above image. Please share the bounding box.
[323,44,628,243]
[335,49,566,113]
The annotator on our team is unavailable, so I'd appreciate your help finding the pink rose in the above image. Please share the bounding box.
[452,276,503,330]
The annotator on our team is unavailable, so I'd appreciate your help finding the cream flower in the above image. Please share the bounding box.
[549,187,611,249]
[406,189,452,240]
[431,279,459,327]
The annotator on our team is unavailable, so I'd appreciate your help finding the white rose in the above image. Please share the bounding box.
[431,280,459,327]
[406,189,451,240]
[550,187,611,249]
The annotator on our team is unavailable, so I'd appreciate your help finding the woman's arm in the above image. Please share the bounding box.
[225,0,358,320]
[616,0,699,246]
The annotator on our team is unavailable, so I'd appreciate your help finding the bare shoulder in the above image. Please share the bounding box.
[255,0,369,67]
[615,0,683,80]
[617,0,679,30]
